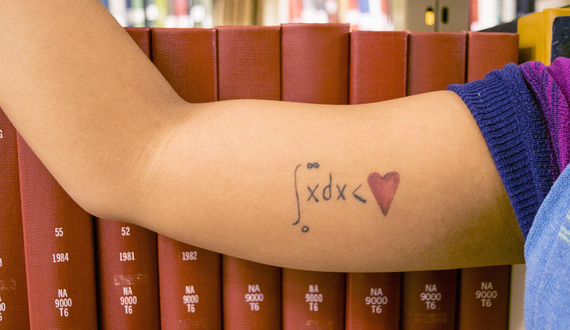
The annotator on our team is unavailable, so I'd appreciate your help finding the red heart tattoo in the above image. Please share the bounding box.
[367,172,400,216]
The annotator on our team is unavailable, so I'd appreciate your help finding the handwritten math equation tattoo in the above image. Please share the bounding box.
[293,162,400,233]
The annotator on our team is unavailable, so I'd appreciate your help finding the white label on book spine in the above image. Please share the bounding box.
[306,284,323,312]
[245,284,264,311]
[476,282,498,307]
[420,284,441,310]
[121,286,137,314]
[366,287,388,314]
[183,285,199,313]
[56,288,72,317]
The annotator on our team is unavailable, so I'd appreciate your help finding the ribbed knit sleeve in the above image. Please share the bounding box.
[448,63,552,240]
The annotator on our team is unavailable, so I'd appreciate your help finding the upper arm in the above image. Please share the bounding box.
[127,92,524,271]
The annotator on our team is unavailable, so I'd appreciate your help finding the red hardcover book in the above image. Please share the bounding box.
[151,28,222,329]
[345,30,407,330]
[151,28,218,103]
[126,27,152,58]
[0,109,30,329]
[454,32,518,329]
[282,269,346,329]
[222,256,282,329]
[345,273,401,330]
[281,23,350,104]
[17,136,98,329]
[217,25,282,329]
[95,221,160,329]
[349,30,409,104]
[95,27,160,330]
[466,32,519,82]
[457,266,511,330]
[401,270,458,330]
[217,26,281,101]
[281,23,349,330]
[406,32,467,96]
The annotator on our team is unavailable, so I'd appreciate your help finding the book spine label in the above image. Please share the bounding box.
[345,273,401,330]
[402,270,458,330]
[158,236,222,329]
[95,219,160,329]
[0,109,30,329]
[457,266,510,329]
[18,136,98,329]
[282,269,346,330]
[222,256,282,329]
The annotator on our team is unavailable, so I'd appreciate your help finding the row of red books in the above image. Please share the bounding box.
[0,24,518,329]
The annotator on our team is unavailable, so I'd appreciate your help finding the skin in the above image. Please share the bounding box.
[0,0,524,272]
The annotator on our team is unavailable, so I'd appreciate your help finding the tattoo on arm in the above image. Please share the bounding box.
[293,162,400,233]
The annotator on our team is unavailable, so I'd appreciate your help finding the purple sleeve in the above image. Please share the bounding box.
[447,63,553,240]
[521,58,570,177]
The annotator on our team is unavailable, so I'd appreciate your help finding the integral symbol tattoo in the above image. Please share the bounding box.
[293,163,400,233]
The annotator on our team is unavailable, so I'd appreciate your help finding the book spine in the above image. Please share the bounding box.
[401,270,458,330]
[222,256,282,329]
[281,23,349,330]
[158,237,222,329]
[346,30,407,329]
[151,27,222,329]
[345,273,401,330]
[406,32,467,96]
[151,28,218,103]
[217,26,281,101]
[94,26,160,330]
[281,23,350,104]
[457,32,518,329]
[466,32,519,82]
[457,266,511,329]
[95,220,160,329]
[349,30,408,104]
[18,136,98,329]
[0,109,30,329]
[282,269,346,329]
[217,25,282,329]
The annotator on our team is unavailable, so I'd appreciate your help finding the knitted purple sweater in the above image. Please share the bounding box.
[448,57,570,240]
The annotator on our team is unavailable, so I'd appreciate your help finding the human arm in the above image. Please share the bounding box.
[0,0,524,272]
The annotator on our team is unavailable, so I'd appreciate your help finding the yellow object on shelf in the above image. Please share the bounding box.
[518,7,570,65]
